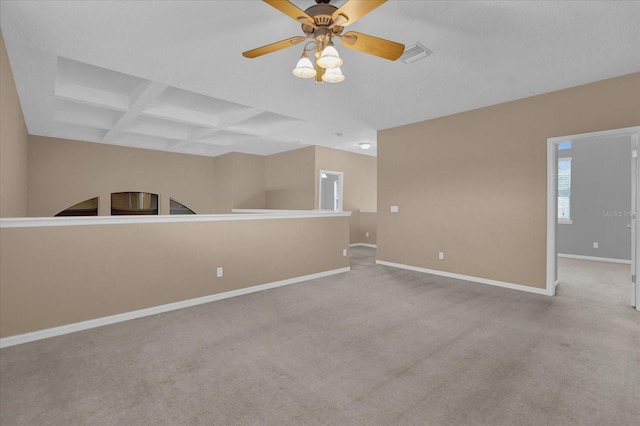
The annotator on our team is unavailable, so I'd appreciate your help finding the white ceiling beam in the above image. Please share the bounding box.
[102,81,168,142]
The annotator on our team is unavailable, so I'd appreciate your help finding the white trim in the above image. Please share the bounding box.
[558,219,573,224]
[359,209,377,213]
[318,170,344,212]
[632,133,639,310]
[0,211,352,229]
[547,126,640,302]
[0,267,351,348]
[549,127,640,143]
[231,209,351,215]
[376,260,552,296]
[558,253,632,264]
[350,243,377,248]
[547,137,558,296]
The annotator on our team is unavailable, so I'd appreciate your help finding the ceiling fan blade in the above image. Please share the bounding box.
[263,0,314,24]
[332,0,386,26]
[340,31,404,61]
[328,14,347,30]
[242,36,306,58]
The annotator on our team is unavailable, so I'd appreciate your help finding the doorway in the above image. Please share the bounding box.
[546,126,639,310]
[319,170,343,211]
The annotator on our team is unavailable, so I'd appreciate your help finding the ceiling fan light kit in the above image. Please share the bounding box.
[316,42,343,69]
[292,52,317,78]
[244,0,405,84]
[322,66,345,83]
[296,35,345,83]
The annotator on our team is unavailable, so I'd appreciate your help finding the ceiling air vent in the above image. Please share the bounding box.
[400,42,433,64]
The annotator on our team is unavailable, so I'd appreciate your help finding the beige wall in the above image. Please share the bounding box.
[314,146,377,211]
[315,146,377,244]
[359,211,377,246]
[0,30,29,218]
[26,136,376,236]
[0,215,350,337]
[265,146,316,210]
[378,72,640,289]
[213,152,266,213]
[28,136,218,216]
[213,153,235,213]
[231,152,266,209]
[261,145,379,243]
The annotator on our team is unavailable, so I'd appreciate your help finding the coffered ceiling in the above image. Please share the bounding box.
[1,1,639,158]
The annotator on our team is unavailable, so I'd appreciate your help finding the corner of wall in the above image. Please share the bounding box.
[0,30,29,217]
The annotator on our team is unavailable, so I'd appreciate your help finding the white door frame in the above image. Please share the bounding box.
[546,126,640,307]
[631,133,638,309]
[319,170,344,211]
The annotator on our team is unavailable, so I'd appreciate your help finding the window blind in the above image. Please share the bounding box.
[558,158,571,220]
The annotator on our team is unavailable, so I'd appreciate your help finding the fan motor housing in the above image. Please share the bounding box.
[302,4,344,36]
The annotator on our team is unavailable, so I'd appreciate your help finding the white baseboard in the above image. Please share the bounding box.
[557,253,631,264]
[350,243,377,248]
[376,260,552,296]
[0,267,351,349]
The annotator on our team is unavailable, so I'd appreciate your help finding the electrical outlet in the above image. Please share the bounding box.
[343,249,348,257]
[217,267,223,278]
[390,205,399,213]
[366,232,369,237]
[438,252,444,260]
[593,242,599,249]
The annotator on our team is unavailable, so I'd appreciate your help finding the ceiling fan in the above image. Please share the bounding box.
[242,0,405,83]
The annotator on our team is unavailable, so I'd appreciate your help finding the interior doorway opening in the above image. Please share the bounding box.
[546,127,639,311]
[319,170,343,211]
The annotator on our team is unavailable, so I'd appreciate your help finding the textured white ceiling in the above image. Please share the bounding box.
[1,0,639,158]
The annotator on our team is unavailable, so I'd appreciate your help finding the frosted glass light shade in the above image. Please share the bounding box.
[359,142,372,150]
[292,56,317,78]
[316,45,343,69]
[322,67,345,83]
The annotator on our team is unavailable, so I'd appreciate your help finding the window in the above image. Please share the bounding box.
[56,194,196,216]
[558,157,572,223]
[558,141,572,150]
[55,197,98,216]
[111,192,158,215]
[170,199,195,215]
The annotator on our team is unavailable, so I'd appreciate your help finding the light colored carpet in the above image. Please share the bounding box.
[557,255,631,306]
[1,247,639,425]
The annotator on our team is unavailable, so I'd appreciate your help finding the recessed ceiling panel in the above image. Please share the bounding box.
[146,86,251,115]
[197,130,256,146]
[53,99,124,130]
[50,122,108,143]
[125,115,205,141]
[227,112,302,135]
[55,57,145,110]
[169,141,231,157]
[142,87,259,128]
[112,132,177,151]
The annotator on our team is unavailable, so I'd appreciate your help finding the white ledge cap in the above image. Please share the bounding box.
[0,211,352,228]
